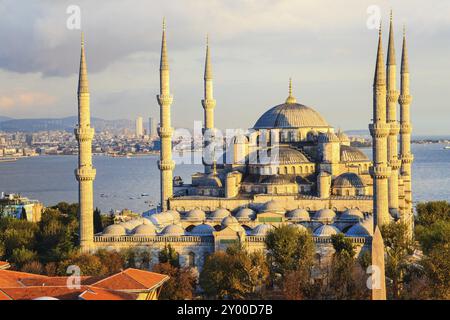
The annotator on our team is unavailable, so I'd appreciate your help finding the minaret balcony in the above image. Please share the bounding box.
[388,158,402,170]
[202,99,216,109]
[157,94,173,106]
[399,123,412,134]
[158,126,173,138]
[369,165,391,179]
[399,153,414,163]
[369,123,390,138]
[389,122,400,135]
[158,159,175,171]
[75,127,95,141]
[387,90,400,103]
[75,167,96,181]
[399,94,412,105]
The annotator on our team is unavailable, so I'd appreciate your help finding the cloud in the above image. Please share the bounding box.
[0,91,57,110]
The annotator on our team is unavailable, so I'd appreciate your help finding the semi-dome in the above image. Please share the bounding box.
[221,216,239,228]
[254,103,329,129]
[314,209,336,222]
[190,223,215,236]
[346,218,373,237]
[160,224,185,236]
[340,208,364,221]
[267,146,310,164]
[287,208,311,221]
[252,224,275,236]
[289,223,309,233]
[340,145,369,162]
[235,208,256,221]
[132,223,157,235]
[318,131,340,143]
[261,200,285,213]
[313,224,340,236]
[333,172,366,188]
[209,208,231,221]
[165,210,181,222]
[185,209,206,221]
[103,224,127,236]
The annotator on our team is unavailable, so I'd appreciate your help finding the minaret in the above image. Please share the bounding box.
[75,33,96,252]
[369,25,391,227]
[369,25,389,301]
[399,26,414,234]
[202,35,217,174]
[386,12,401,217]
[157,19,175,211]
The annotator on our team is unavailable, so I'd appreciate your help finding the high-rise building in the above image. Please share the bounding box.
[135,116,144,137]
[149,117,157,138]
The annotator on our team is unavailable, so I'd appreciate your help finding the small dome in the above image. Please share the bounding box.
[340,208,364,221]
[340,145,369,162]
[165,210,181,221]
[33,297,60,300]
[221,216,239,228]
[235,208,256,221]
[333,172,366,188]
[103,224,127,236]
[160,224,185,236]
[267,146,310,164]
[287,209,310,221]
[252,224,275,236]
[128,219,144,228]
[132,224,157,235]
[149,212,174,226]
[202,174,223,187]
[289,223,309,233]
[261,200,285,213]
[185,209,206,222]
[346,218,373,237]
[313,224,340,236]
[314,209,336,222]
[209,208,231,221]
[190,223,215,236]
[318,131,340,143]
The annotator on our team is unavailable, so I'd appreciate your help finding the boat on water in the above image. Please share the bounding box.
[444,145,450,149]
[0,157,18,163]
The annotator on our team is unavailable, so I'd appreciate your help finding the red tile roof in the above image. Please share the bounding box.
[0,286,87,300]
[79,287,137,300]
[91,268,169,292]
[19,276,98,287]
[0,270,47,287]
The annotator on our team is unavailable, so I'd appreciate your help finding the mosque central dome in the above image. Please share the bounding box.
[254,80,329,129]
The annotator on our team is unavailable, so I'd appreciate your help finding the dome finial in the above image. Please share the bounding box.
[285,78,296,104]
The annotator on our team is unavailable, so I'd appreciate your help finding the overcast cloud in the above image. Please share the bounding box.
[0,0,449,134]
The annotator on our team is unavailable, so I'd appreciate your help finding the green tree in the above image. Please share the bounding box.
[10,247,38,269]
[152,262,197,300]
[158,244,180,268]
[265,225,315,279]
[420,244,450,299]
[199,244,269,299]
[416,201,450,227]
[20,207,27,220]
[57,252,107,277]
[381,222,414,299]
[95,249,125,275]
[416,220,450,254]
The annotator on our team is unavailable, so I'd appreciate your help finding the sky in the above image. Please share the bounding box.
[0,0,449,135]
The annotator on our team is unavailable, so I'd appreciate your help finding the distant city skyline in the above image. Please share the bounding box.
[0,1,449,134]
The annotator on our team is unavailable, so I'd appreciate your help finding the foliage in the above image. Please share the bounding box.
[93,207,103,234]
[21,261,44,275]
[416,220,450,254]
[199,243,269,299]
[158,244,180,268]
[152,262,197,300]
[420,244,450,299]
[10,247,38,268]
[415,201,450,227]
[57,252,108,277]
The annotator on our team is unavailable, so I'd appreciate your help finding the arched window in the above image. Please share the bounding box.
[188,252,196,268]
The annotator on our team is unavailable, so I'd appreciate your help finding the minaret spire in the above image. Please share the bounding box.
[399,27,414,236]
[157,19,175,211]
[285,78,296,104]
[75,32,96,252]
[386,10,401,218]
[202,34,217,174]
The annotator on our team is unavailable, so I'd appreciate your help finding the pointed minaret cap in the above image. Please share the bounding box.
[387,10,396,65]
[374,23,386,86]
[401,25,409,74]
[78,31,89,94]
[285,78,297,104]
[204,34,212,80]
[160,18,169,71]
